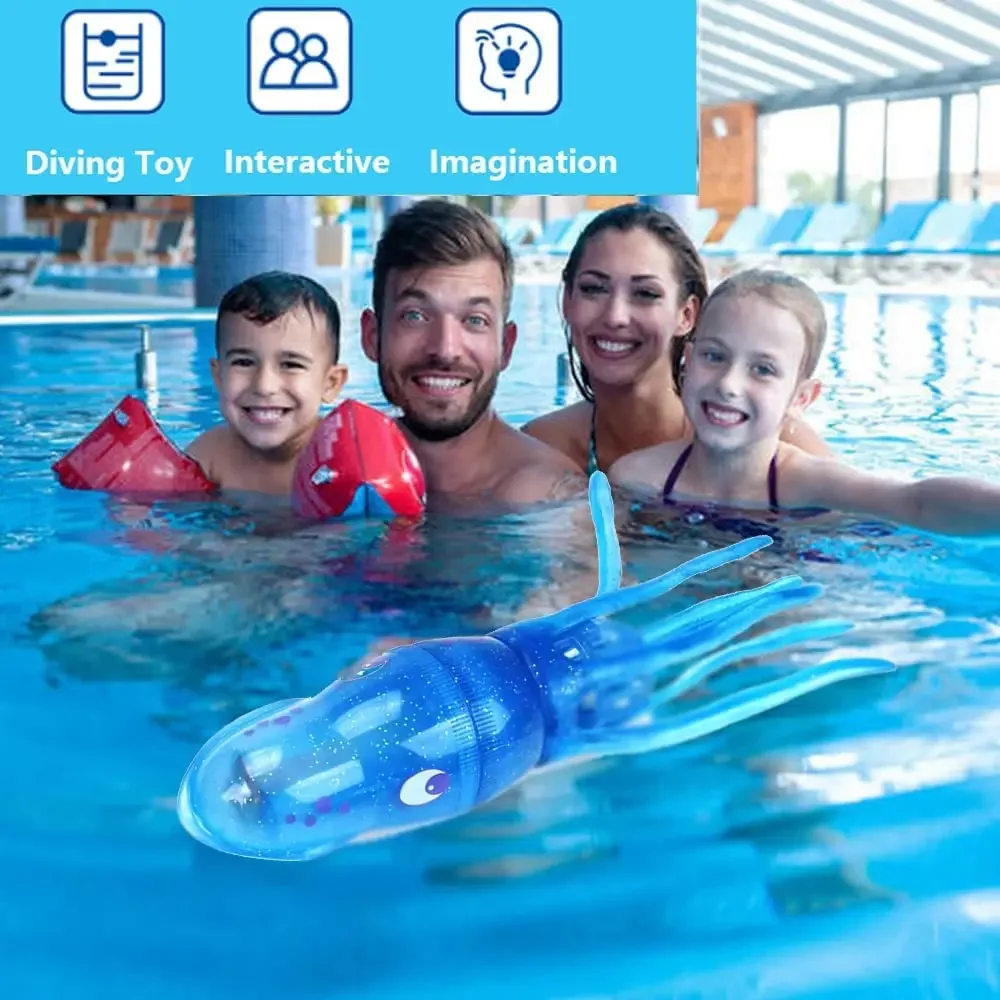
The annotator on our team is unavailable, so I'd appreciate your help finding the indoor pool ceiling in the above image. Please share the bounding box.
[697,0,1000,110]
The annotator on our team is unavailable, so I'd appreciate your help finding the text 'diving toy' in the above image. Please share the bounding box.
[177,472,895,861]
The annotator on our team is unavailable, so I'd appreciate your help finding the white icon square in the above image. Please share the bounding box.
[248,7,352,115]
[456,8,561,115]
[62,10,164,114]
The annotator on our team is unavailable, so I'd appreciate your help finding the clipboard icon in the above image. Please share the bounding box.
[84,21,144,101]
[62,10,164,114]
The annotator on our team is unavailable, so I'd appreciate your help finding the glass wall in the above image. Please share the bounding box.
[949,91,979,201]
[844,99,885,234]
[757,105,839,213]
[884,97,941,207]
[754,80,999,224]
[980,84,1000,203]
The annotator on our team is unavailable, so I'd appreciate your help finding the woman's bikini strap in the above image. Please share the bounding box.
[766,452,779,512]
[663,445,780,513]
[586,406,599,475]
[661,444,692,503]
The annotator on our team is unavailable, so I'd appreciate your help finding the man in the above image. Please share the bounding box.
[360,198,587,509]
[35,213,592,694]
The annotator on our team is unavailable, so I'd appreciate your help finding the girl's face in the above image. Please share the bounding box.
[681,294,820,453]
[563,228,697,391]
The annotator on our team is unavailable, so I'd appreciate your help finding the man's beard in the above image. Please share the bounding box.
[377,359,499,442]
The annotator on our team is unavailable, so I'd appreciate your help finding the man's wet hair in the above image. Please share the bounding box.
[371,199,514,323]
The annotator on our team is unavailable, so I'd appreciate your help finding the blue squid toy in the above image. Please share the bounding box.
[177,473,894,861]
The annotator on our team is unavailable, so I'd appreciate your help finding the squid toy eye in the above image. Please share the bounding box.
[399,769,451,806]
[339,655,387,682]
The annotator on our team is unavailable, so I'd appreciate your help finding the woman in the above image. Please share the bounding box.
[522,203,832,472]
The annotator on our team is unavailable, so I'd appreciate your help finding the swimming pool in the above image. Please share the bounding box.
[3,275,1000,999]
[34,263,197,301]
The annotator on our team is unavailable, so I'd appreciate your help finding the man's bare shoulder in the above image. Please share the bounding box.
[502,463,589,505]
[496,422,589,505]
[520,402,592,468]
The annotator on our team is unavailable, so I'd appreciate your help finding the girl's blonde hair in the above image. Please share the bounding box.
[696,267,827,379]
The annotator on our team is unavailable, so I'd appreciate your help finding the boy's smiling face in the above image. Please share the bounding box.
[211,305,346,459]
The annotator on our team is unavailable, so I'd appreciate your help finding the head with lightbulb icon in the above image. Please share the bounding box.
[475,22,542,99]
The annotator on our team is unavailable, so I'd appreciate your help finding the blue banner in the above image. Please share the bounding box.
[2,1,697,195]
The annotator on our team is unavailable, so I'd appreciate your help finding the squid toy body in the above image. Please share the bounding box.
[177,473,894,861]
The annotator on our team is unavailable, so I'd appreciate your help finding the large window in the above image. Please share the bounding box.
[749,79,999,220]
[844,99,886,235]
[757,105,839,212]
[884,97,940,207]
[950,91,980,201]
[980,84,1000,203]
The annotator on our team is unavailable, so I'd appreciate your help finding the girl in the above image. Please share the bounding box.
[522,203,833,474]
[610,268,1000,537]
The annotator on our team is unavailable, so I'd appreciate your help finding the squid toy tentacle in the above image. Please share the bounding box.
[177,472,894,861]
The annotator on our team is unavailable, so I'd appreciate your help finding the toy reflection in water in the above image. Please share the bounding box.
[177,473,895,861]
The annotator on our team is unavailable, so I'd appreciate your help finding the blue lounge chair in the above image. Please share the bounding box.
[56,218,91,259]
[492,216,540,247]
[544,210,599,256]
[0,235,60,302]
[881,200,984,255]
[825,201,937,259]
[144,217,189,265]
[688,206,719,247]
[803,201,937,284]
[778,202,863,257]
[516,210,599,264]
[949,201,1000,256]
[723,202,850,268]
[755,205,815,254]
[521,215,571,252]
[703,206,812,279]
[947,202,1000,286]
[963,203,1000,255]
[700,206,776,258]
[865,200,985,282]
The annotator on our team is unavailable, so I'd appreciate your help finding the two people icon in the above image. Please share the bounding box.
[260,27,337,89]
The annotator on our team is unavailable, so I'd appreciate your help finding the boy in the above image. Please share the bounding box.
[188,270,348,495]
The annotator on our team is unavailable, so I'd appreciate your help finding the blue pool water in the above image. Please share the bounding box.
[35,263,196,300]
[3,275,1000,998]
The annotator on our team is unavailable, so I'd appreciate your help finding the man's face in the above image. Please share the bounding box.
[361,258,516,441]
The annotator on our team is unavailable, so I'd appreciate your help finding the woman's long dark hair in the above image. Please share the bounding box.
[560,203,709,401]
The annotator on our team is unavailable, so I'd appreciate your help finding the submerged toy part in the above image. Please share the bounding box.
[177,472,895,861]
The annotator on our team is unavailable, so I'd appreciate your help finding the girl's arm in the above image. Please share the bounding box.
[790,455,1000,536]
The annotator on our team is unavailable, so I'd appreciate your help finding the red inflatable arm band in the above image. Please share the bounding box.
[292,399,426,520]
[52,394,217,495]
